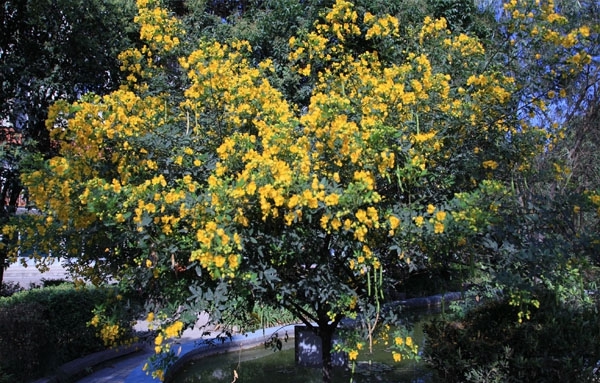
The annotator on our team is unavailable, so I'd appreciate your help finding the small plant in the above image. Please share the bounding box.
[264,329,289,352]
[88,287,142,347]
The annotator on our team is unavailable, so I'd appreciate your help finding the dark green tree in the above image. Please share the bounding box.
[0,0,138,283]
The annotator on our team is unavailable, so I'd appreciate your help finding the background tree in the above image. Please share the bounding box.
[0,0,138,283]
[423,1,600,380]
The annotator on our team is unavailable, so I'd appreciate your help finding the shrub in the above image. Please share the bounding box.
[0,284,143,381]
[0,281,23,297]
[424,294,600,383]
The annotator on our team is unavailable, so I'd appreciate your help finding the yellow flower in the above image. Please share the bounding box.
[90,315,100,327]
[435,211,446,222]
[394,336,404,346]
[427,204,435,214]
[579,25,590,38]
[434,221,445,234]
[165,321,184,338]
[482,160,498,170]
[320,215,330,229]
[389,215,400,231]
[324,193,340,206]
[348,350,359,361]
[392,352,402,362]
[331,217,342,231]
[214,255,226,268]
[413,216,424,226]
[228,254,240,269]
[355,209,368,223]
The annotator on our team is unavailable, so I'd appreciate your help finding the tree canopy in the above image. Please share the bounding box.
[6,0,600,381]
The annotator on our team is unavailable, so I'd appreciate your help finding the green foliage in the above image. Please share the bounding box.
[0,284,143,382]
[425,295,600,382]
[429,0,474,31]
[217,302,299,333]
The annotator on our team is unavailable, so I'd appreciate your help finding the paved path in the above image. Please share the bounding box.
[75,348,152,383]
[3,257,70,287]
[73,323,296,383]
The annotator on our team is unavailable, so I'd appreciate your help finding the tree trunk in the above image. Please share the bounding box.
[0,255,4,286]
[319,326,334,383]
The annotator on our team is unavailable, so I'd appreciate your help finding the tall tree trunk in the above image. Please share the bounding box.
[0,254,5,286]
[317,307,343,383]
[319,325,334,383]
[0,180,22,287]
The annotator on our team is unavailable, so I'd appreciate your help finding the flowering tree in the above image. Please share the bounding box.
[15,0,598,381]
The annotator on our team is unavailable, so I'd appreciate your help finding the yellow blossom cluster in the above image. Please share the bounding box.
[419,16,449,44]
[364,13,400,40]
[153,320,184,353]
[117,0,183,87]
[88,313,127,347]
[134,0,182,53]
[191,221,242,277]
[16,4,591,378]
[99,324,123,346]
[348,245,380,275]
[316,0,360,42]
[378,325,420,363]
[444,33,485,57]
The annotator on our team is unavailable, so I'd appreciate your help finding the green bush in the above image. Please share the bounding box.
[424,294,600,383]
[0,284,142,382]
[0,281,24,297]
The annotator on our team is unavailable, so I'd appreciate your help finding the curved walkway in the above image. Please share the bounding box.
[73,324,298,383]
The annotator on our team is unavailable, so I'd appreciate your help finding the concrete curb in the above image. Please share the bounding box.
[33,343,149,383]
[125,324,298,383]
